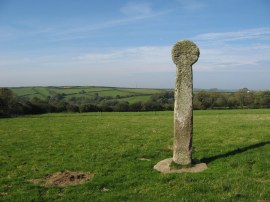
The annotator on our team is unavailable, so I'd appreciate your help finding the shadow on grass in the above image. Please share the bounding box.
[201,141,270,164]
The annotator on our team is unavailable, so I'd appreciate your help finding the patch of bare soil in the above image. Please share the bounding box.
[30,171,94,187]
[0,192,7,197]
[256,178,270,183]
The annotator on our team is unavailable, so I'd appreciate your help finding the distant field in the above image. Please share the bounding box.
[9,86,238,105]
[118,95,151,103]
[0,109,269,201]
[10,86,165,103]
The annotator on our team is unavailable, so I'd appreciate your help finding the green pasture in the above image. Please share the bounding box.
[117,88,163,94]
[0,109,269,201]
[10,87,37,97]
[10,86,162,103]
[118,95,151,103]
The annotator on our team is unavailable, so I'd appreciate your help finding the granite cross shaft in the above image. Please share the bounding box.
[154,40,207,173]
[172,40,200,165]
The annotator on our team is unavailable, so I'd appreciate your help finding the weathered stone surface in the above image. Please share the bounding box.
[172,40,199,165]
[153,40,204,173]
[153,158,207,173]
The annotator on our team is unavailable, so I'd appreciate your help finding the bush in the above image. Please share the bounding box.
[80,104,100,112]
[114,102,130,112]
[130,101,143,112]
[0,88,18,117]
[66,104,79,112]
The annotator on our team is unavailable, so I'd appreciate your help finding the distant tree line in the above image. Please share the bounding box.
[1,88,270,117]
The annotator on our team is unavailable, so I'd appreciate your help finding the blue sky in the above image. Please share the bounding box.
[0,0,269,90]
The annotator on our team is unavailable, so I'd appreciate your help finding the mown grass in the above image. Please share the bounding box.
[0,109,269,201]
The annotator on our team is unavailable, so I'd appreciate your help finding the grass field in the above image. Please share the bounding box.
[0,109,269,201]
[10,86,164,103]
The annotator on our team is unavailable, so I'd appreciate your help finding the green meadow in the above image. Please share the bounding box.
[10,86,164,103]
[0,109,269,201]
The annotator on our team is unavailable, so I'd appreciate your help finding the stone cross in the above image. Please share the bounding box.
[154,40,207,173]
[172,40,200,165]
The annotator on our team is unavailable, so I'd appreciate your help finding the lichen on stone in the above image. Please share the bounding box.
[172,39,199,166]
[172,40,200,65]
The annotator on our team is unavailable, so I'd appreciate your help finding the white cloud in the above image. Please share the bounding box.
[1,27,270,88]
[0,2,169,43]
[77,46,172,68]
[195,28,270,42]
[0,46,173,76]
[1,39,269,75]
[192,28,270,73]
[196,43,270,71]
[0,46,173,87]
[197,46,270,72]
[120,2,152,16]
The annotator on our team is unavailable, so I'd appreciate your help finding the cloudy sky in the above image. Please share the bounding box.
[0,0,269,90]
